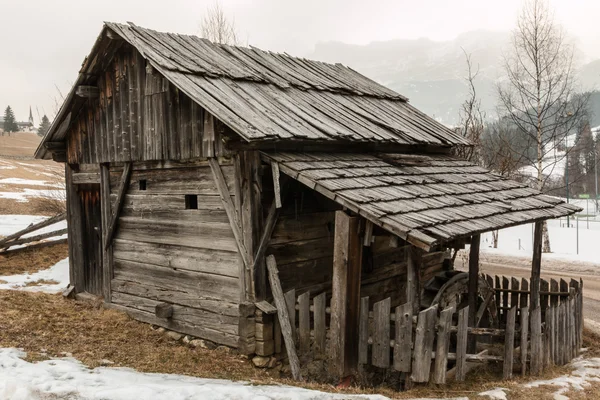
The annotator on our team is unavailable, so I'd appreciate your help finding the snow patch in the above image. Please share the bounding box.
[0,258,69,293]
[525,357,600,399]
[478,388,508,400]
[0,178,62,187]
[0,348,389,400]
[0,188,64,203]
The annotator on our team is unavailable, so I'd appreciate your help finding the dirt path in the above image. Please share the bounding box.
[456,250,600,324]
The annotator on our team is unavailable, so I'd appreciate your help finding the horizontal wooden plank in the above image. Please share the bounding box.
[112,279,240,316]
[267,237,334,265]
[278,256,333,293]
[269,211,335,245]
[72,172,101,184]
[108,302,239,348]
[113,259,240,302]
[113,239,241,278]
[116,216,238,252]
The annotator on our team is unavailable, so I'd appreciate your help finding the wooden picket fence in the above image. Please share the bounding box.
[277,275,583,384]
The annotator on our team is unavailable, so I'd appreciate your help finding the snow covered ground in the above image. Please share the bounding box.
[480,217,600,264]
[0,348,390,400]
[0,258,68,293]
[0,214,67,243]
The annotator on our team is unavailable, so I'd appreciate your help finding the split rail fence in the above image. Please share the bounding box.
[276,274,584,384]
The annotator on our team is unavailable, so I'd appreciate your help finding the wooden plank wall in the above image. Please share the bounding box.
[65,45,225,165]
[108,160,244,347]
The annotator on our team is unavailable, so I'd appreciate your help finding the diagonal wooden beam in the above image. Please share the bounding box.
[209,158,252,294]
[104,162,132,250]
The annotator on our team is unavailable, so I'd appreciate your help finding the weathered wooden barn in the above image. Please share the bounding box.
[36,22,583,383]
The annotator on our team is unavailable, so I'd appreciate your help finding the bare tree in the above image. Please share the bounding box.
[497,0,589,252]
[455,49,485,164]
[199,1,238,45]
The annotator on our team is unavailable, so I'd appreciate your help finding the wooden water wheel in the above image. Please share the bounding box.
[421,271,498,328]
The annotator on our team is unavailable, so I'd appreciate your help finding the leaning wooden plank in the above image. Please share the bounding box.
[298,291,310,355]
[411,305,437,383]
[503,306,517,380]
[284,289,296,341]
[393,302,413,372]
[455,306,469,381]
[255,300,278,314]
[0,228,68,250]
[358,296,369,364]
[252,199,280,300]
[433,306,454,384]
[372,297,391,368]
[520,306,529,376]
[0,238,68,254]
[271,161,282,209]
[209,158,251,300]
[0,212,66,248]
[314,292,327,356]
[104,162,132,250]
[266,255,302,381]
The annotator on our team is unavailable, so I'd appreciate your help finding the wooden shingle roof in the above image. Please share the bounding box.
[261,152,580,250]
[104,22,470,147]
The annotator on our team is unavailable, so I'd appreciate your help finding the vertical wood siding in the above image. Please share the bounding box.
[66,46,222,164]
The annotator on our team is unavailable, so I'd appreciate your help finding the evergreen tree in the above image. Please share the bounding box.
[37,115,51,137]
[2,106,18,134]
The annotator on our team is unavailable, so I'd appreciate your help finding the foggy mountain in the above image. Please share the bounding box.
[309,31,600,126]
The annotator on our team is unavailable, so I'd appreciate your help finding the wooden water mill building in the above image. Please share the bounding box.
[36,22,584,384]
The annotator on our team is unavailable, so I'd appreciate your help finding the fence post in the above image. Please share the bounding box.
[520,307,529,376]
[456,306,469,381]
[313,292,326,356]
[433,306,454,384]
[503,306,517,379]
[394,302,413,373]
[372,298,391,369]
[411,305,437,383]
[358,296,369,365]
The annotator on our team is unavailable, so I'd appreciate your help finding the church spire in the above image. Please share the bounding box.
[29,106,33,125]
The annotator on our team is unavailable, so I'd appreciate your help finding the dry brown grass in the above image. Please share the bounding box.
[0,242,68,275]
[23,279,59,287]
[28,196,66,215]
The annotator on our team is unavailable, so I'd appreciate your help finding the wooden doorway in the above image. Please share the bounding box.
[78,184,103,295]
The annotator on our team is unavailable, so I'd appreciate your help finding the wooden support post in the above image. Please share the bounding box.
[455,306,469,381]
[406,246,422,314]
[266,255,302,381]
[468,234,480,353]
[329,210,362,378]
[252,199,280,301]
[271,162,282,209]
[530,306,543,374]
[65,164,85,293]
[531,221,543,310]
[363,220,373,246]
[104,162,132,250]
[100,163,113,302]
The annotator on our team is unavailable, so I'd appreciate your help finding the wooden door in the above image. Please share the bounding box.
[78,184,103,295]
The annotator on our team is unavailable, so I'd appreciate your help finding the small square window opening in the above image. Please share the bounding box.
[185,194,198,209]
[139,180,147,190]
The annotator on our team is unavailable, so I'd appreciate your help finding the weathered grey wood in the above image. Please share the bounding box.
[271,161,282,209]
[72,172,101,184]
[298,291,310,355]
[406,246,421,315]
[155,302,173,318]
[76,85,99,98]
[511,277,520,310]
[530,307,543,374]
[100,164,113,302]
[372,297,391,368]
[209,158,251,301]
[540,279,549,313]
[329,210,362,377]
[358,296,369,364]
[455,306,469,381]
[104,162,132,250]
[255,300,277,314]
[433,306,454,384]
[0,228,68,250]
[521,278,529,308]
[252,199,280,301]
[363,220,374,246]
[0,212,66,248]
[266,255,302,381]
[503,306,516,379]
[544,306,552,368]
[313,292,327,356]
[468,234,480,353]
[411,305,437,383]
[65,164,84,293]
[495,275,502,321]
[274,316,282,354]
[202,111,215,158]
[531,221,543,310]
[284,289,296,341]
[394,302,413,372]
[558,301,565,365]
[502,276,509,325]
[520,306,529,376]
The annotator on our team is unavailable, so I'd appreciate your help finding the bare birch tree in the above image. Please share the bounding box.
[199,1,238,45]
[455,49,485,164]
[498,0,589,252]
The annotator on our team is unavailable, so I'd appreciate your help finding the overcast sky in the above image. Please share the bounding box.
[1,0,598,124]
